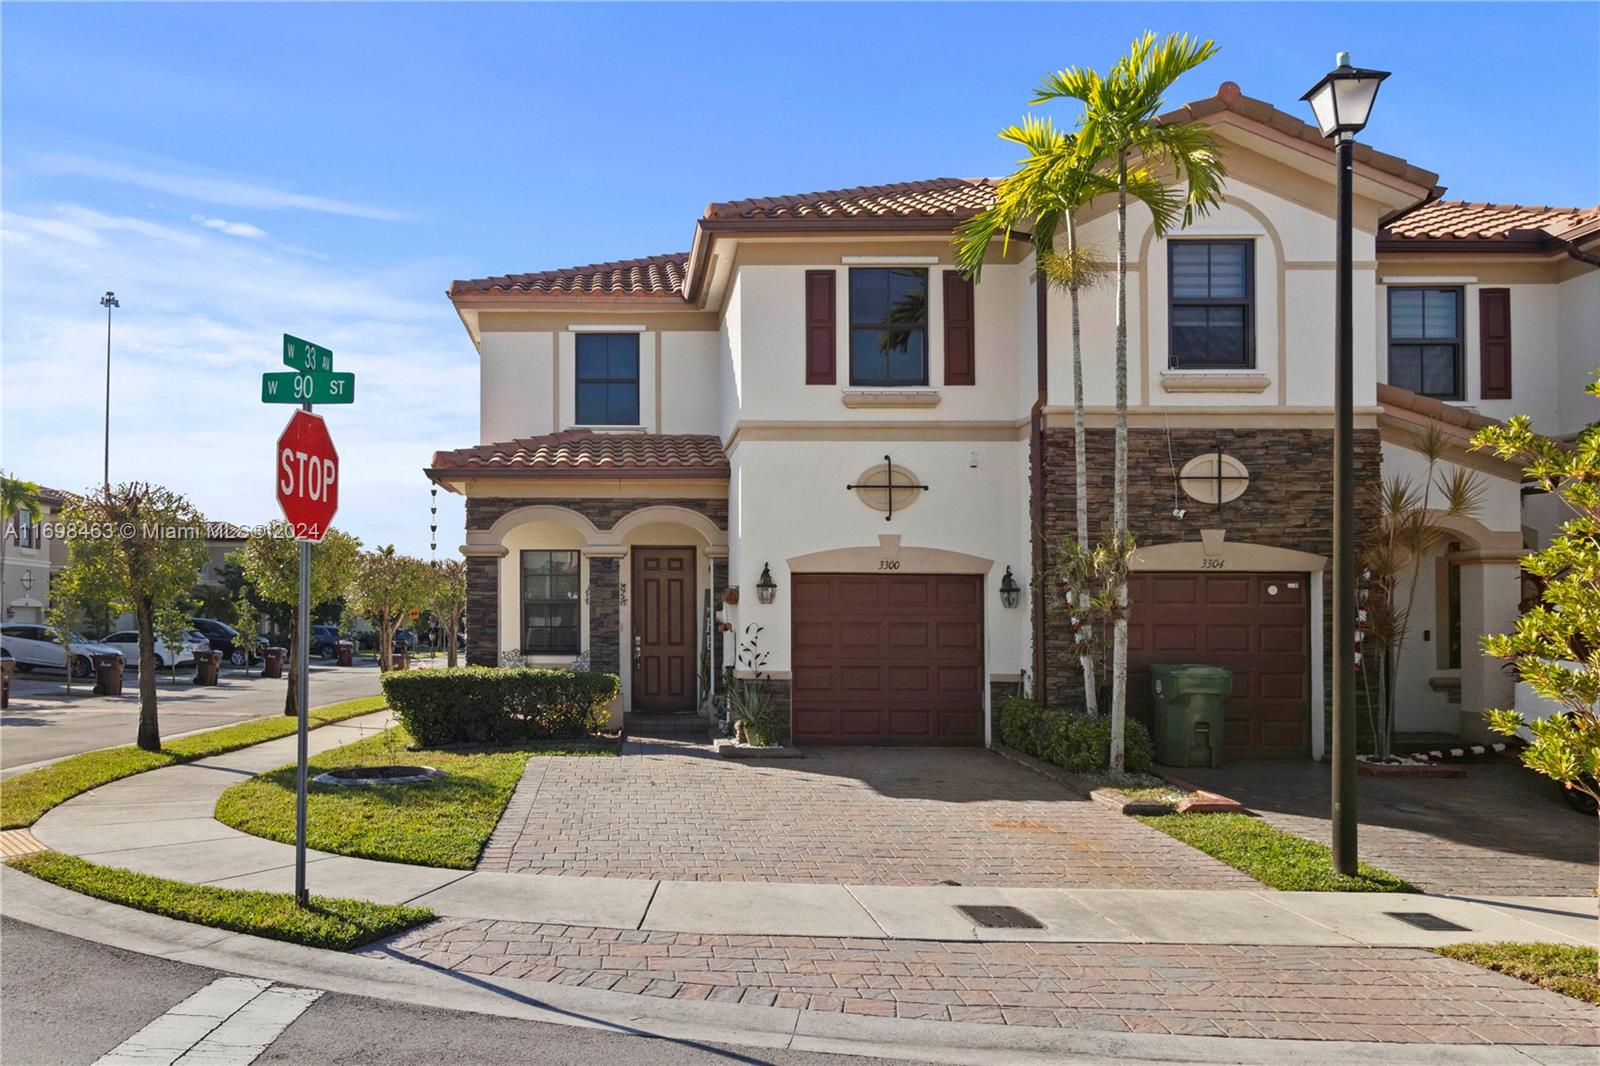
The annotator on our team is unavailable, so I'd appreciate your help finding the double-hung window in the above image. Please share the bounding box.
[1387,288,1462,399]
[521,550,580,655]
[575,333,640,426]
[849,268,928,386]
[1169,240,1254,368]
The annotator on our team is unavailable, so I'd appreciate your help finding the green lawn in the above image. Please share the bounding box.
[1134,811,1418,892]
[1436,942,1600,1004]
[9,851,431,951]
[214,726,610,869]
[0,696,387,829]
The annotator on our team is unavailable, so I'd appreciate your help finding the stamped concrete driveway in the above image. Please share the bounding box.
[480,745,1256,888]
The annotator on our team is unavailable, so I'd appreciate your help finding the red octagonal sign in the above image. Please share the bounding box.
[276,410,338,542]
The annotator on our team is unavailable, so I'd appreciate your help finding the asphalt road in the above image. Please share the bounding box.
[0,661,385,774]
[0,919,911,1066]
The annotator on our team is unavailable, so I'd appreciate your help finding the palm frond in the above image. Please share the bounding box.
[1038,244,1110,292]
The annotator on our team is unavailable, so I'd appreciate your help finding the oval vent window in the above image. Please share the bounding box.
[1178,451,1250,505]
[852,460,926,515]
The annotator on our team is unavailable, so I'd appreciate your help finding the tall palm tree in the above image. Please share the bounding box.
[1,473,44,622]
[1035,32,1227,771]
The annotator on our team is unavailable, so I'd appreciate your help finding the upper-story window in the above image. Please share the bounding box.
[1387,287,1462,400]
[1169,240,1254,368]
[13,508,36,549]
[849,268,928,386]
[575,333,640,425]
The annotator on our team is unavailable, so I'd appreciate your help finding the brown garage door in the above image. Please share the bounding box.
[791,574,984,745]
[1127,572,1310,758]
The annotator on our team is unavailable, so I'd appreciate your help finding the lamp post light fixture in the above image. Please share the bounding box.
[755,563,778,605]
[99,291,120,496]
[1302,51,1388,877]
[999,566,1021,609]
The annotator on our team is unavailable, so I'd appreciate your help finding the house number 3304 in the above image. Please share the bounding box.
[1200,558,1226,569]
[878,559,901,570]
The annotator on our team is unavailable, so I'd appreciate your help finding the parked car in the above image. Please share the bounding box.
[0,624,123,678]
[189,618,259,666]
[311,624,343,658]
[392,630,417,653]
[100,630,207,670]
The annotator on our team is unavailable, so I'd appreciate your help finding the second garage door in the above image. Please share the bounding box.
[791,573,984,745]
[1126,572,1311,758]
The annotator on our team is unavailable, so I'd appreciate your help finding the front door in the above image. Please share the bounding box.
[631,547,697,712]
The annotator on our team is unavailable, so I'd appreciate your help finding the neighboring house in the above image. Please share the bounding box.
[199,521,250,586]
[2,485,73,624]
[427,81,1598,756]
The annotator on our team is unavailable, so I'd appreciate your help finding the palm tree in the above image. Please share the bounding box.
[1035,32,1227,771]
[1,473,44,623]
[955,116,1119,715]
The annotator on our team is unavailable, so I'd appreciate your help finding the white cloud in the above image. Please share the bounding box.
[31,152,410,222]
[192,214,268,239]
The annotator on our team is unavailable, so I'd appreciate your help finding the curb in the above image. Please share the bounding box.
[5,867,1592,1066]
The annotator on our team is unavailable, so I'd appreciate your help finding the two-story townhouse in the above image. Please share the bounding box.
[428,81,1598,756]
[3,485,74,624]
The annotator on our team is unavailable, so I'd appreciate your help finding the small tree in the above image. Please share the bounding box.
[154,603,191,683]
[236,522,361,716]
[347,547,431,670]
[61,485,208,750]
[428,558,467,669]
[45,565,103,698]
[230,587,256,678]
[1472,372,1600,910]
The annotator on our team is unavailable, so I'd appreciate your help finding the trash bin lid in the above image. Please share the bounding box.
[1149,662,1233,695]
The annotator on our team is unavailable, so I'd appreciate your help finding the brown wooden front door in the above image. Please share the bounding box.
[631,547,697,712]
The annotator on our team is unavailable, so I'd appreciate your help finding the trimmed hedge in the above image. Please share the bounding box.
[998,696,1154,774]
[382,667,619,746]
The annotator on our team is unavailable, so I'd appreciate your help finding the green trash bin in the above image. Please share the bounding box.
[1149,663,1233,768]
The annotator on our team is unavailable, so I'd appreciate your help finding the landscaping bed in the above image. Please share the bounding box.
[0,695,388,829]
[1435,942,1600,1005]
[9,850,431,950]
[1134,811,1418,892]
[214,725,613,869]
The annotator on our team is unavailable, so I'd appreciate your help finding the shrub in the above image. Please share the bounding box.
[382,667,619,746]
[997,696,1153,774]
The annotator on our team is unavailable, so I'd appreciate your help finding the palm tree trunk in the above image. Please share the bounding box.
[1109,149,1131,774]
[135,596,160,750]
[1067,217,1097,717]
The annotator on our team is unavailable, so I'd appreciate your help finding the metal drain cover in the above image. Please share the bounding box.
[957,904,1045,930]
[1383,911,1470,932]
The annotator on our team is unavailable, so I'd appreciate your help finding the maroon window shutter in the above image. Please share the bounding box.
[1479,288,1512,400]
[804,270,836,385]
[943,270,976,386]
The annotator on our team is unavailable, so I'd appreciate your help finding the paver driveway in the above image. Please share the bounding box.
[480,743,1256,888]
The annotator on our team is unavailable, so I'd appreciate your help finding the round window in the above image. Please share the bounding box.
[851,460,926,515]
[1178,452,1250,505]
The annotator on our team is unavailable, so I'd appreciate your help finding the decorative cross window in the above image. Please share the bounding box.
[848,455,930,521]
[1177,446,1251,511]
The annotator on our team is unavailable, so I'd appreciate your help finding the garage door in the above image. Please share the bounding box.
[1126,572,1310,758]
[791,574,984,745]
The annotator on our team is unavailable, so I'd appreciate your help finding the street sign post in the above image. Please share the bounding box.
[262,371,355,405]
[267,335,350,907]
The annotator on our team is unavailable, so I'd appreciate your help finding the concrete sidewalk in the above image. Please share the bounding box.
[26,712,1597,950]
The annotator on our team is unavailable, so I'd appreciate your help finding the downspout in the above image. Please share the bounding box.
[1031,262,1049,708]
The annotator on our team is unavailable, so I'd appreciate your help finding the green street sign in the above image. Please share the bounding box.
[283,334,334,373]
[261,371,355,405]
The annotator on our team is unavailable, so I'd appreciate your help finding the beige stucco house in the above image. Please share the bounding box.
[428,82,1598,757]
[2,485,73,624]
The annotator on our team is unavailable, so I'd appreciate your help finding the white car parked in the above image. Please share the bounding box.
[0,624,124,679]
[100,630,209,670]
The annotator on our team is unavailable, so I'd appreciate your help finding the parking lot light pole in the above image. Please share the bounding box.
[1302,53,1389,876]
[99,291,119,496]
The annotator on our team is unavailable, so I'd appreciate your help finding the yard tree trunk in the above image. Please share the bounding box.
[1067,217,1098,717]
[1108,148,1130,774]
[135,595,160,751]
[283,613,298,717]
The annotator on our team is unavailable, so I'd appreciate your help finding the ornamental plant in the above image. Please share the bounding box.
[1472,372,1600,907]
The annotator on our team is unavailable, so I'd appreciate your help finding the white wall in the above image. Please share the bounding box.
[1556,270,1600,437]
[659,332,720,434]
[479,331,553,442]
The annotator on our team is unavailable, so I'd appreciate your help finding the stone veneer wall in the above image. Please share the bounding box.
[1037,427,1382,748]
[989,680,1023,739]
[744,677,793,745]
[465,556,499,666]
[587,557,621,675]
[466,497,729,534]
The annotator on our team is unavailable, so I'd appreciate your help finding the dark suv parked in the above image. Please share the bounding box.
[189,618,258,666]
[312,624,342,658]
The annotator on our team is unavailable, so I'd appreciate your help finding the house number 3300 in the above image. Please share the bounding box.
[878,559,901,570]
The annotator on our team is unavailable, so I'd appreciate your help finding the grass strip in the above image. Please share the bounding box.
[8,850,431,950]
[0,696,387,829]
[1134,811,1419,892]
[1435,942,1600,1005]
[215,726,610,869]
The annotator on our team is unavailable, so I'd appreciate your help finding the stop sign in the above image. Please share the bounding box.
[276,410,338,541]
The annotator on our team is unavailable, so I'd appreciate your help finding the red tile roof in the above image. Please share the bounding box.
[702,177,998,224]
[1376,382,1499,435]
[451,253,689,298]
[205,521,250,541]
[1382,200,1600,243]
[428,430,729,480]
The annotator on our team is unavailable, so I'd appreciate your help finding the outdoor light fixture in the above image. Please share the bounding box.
[1300,52,1389,141]
[1303,51,1385,878]
[755,563,778,605]
[999,566,1021,609]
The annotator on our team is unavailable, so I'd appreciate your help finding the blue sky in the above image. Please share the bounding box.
[4,2,1596,555]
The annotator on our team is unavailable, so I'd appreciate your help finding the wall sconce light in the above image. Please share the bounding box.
[999,566,1021,609]
[756,563,778,605]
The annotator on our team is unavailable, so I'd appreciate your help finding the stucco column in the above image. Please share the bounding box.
[462,545,507,667]
[1455,548,1523,742]
[586,549,623,677]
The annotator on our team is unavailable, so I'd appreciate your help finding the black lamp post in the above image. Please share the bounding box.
[1302,52,1388,876]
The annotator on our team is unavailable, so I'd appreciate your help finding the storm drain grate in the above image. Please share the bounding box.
[1383,911,1471,932]
[957,904,1045,930]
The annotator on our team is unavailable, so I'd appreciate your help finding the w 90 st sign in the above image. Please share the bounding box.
[276,410,338,542]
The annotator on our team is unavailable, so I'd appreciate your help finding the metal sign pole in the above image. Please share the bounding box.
[294,397,312,907]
